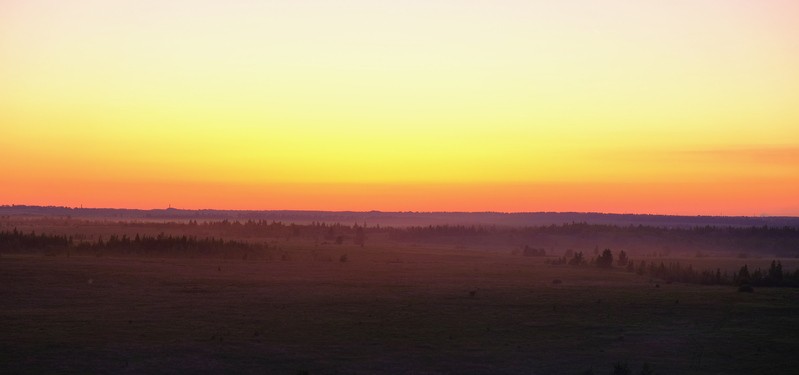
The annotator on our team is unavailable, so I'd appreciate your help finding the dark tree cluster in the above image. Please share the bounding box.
[596,249,614,268]
[522,245,546,257]
[549,248,628,268]
[733,261,797,287]
[550,245,799,288]
[109,219,371,246]
[390,222,799,257]
[0,228,72,252]
[637,260,729,285]
[77,233,267,257]
[0,229,268,259]
[636,259,799,287]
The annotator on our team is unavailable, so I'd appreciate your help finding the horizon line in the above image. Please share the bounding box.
[1,203,796,219]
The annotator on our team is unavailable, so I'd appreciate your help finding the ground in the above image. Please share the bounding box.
[2,246,798,374]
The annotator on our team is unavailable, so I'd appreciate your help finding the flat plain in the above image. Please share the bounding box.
[2,244,798,374]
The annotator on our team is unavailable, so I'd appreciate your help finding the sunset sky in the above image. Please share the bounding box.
[2,0,798,215]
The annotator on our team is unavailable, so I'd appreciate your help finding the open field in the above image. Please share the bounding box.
[2,245,799,374]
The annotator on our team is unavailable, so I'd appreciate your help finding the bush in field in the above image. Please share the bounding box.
[568,251,585,266]
[354,225,365,247]
[617,250,629,267]
[522,245,546,257]
[596,249,614,268]
[768,260,783,284]
[734,265,751,285]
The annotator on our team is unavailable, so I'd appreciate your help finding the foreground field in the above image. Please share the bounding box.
[2,247,798,374]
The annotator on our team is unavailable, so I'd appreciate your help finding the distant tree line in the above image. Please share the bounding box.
[0,228,72,251]
[5,220,799,262]
[0,229,267,259]
[6,219,799,256]
[89,219,371,245]
[551,247,799,288]
[388,222,799,256]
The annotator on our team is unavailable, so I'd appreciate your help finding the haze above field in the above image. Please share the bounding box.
[3,205,799,228]
[2,0,799,215]
[3,206,799,373]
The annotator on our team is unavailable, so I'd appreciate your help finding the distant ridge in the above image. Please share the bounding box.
[2,205,798,228]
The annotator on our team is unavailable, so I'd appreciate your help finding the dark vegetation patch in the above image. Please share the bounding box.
[550,247,799,288]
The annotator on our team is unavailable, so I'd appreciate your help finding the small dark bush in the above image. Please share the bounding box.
[738,284,754,293]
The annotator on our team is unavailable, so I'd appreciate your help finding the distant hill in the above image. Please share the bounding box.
[2,205,798,228]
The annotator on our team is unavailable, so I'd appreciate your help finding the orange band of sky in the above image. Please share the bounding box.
[2,1,798,215]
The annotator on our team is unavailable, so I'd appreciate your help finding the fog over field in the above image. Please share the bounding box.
[2,208,799,374]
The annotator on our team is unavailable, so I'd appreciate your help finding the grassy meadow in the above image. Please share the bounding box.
[2,240,798,374]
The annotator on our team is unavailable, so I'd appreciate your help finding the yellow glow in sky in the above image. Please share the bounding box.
[2,0,798,214]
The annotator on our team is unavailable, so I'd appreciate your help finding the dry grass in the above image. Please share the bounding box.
[1,245,798,374]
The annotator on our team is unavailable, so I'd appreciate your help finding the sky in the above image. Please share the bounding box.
[2,0,798,215]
